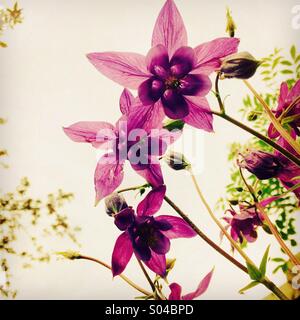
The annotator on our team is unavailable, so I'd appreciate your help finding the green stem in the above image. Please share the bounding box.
[213,111,300,167]
[77,255,151,297]
[244,80,300,155]
[213,75,300,167]
[189,170,289,300]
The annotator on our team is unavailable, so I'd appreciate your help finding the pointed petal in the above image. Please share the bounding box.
[94,154,124,203]
[144,251,167,277]
[278,82,289,110]
[87,52,149,89]
[137,185,166,216]
[131,162,164,188]
[119,89,136,115]
[152,0,188,57]
[169,283,182,300]
[193,38,240,75]
[182,268,214,300]
[288,79,300,101]
[63,121,116,148]
[183,96,214,131]
[155,215,197,239]
[127,102,165,132]
[111,232,133,277]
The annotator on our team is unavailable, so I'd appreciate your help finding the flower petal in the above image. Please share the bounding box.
[179,74,211,96]
[170,46,195,77]
[149,230,171,255]
[182,268,214,300]
[137,185,166,216]
[131,162,164,187]
[155,215,197,239]
[111,231,133,277]
[287,79,300,104]
[144,251,167,277]
[138,77,165,105]
[161,90,189,119]
[114,207,135,231]
[193,38,240,75]
[183,96,213,131]
[152,0,188,57]
[94,154,124,204]
[126,102,165,133]
[63,121,116,149]
[146,44,169,75]
[119,89,136,115]
[169,283,182,300]
[87,52,149,89]
[133,238,152,261]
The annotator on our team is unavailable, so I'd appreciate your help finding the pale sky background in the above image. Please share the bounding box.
[0,0,300,300]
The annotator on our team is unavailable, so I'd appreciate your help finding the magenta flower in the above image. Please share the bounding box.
[111,185,197,277]
[268,79,300,138]
[87,0,239,131]
[274,132,300,200]
[168,268,214,300]
[224,205,264,243]
[63,89,179,203]
[238,150,283,180]
[238,131,300,200]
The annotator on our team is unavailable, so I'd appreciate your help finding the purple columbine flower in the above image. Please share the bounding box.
[238,150,283,180]
[238,132,300,201]
[268,79,300,138]
[111,185,197,277]
[87,0,239,132]
[168,268,214,300]
[224,205,264,243]
[63,89,179,203]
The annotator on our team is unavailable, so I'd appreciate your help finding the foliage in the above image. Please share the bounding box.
[0,120,80,298]
[216,45,300,273]
[0,1,23,48]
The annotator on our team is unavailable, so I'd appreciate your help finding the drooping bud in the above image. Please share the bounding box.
[104,193,128,216]
[238,150,283,180]
[220,52,261,79]
[225,7,236,37]
[164,151,191,171]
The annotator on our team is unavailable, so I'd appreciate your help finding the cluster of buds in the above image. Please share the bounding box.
[0,2,23,48]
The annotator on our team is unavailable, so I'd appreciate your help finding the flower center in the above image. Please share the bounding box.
[165,76,180,90]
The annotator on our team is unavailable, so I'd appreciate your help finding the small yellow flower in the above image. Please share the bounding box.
[7,2,23,26]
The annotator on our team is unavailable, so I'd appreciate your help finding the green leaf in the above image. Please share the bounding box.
[272,257,285,263]
[246,262,262,281]
[259,245,270,277]
[163,119,185,131]
[239,281,259,294]
[280,70,293,74]
[290,45,296,60]
[280,60,292,66]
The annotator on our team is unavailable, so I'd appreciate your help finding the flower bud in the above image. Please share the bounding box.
[238,150,283,180]
[104,193,128,216]
[225,8,236,37]
[164,151,191,171]
[220,52,261,79]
